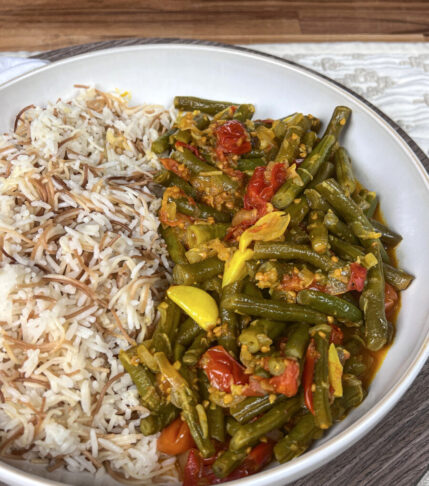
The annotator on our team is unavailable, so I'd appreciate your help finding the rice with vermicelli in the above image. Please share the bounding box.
[0,87,180,483]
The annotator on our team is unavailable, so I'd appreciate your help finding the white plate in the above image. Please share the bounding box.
[0,42,428,486]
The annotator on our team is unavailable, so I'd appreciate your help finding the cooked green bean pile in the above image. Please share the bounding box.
[120,96,414,485]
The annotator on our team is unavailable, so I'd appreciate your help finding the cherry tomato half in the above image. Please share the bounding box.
[200,345,248,393]
[215,120,252,155]
[157,417,195,455]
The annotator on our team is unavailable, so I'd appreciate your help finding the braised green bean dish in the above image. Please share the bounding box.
[121,96,414,484]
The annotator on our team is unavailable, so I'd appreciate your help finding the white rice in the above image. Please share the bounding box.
[0,87,180,484]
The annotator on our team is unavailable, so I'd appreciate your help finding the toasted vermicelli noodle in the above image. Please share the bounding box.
[0,87,180,483]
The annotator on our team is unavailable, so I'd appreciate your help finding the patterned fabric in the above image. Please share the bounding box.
[249,43,429,157]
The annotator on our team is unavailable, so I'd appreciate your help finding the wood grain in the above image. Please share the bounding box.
[1,0,429,51]
[35,39,429,486]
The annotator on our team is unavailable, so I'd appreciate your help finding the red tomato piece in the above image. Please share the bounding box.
[259,163,287,202]
[268,359,300,397]
[160,157,191,181]
[347,262,367,292]
[241,375,269,397]
[280,274,308,292]
[303,339,318,415]
[215,120,252,155]
[175,141,205,161]
[243,166,267,214]
[329,323,344,346]
[157,417,195,455]
[244,163,287,213]
[227,441,274,480]
[199,345,249,393]
[183,442,274,486]
[384,282,398,320]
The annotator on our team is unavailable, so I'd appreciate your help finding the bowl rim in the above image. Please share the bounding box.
[0,38,428,486]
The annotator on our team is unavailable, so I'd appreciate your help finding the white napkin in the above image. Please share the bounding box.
[0,56,48,85]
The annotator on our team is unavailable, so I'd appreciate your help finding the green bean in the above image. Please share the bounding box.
[383,263,414,290]
[302,130,318,153]
[242,279,263,299]
[183,333,211,366]
[304,188,330,212]
[359,245,389,351]
[307,161,335,189]
[194,112,210,130]
[272,135,336,209]
[245,149,266,159]
[297,289,363,322]
[172,148,239,193]
[268,356,289,375]
[284,323,310,360]
[160,226,187,265]
[155,352,215,457]
[239,319,289,353]
[213,449,247,479]
[201,276,223,298]
[119,350,162,413]
[151,298,181,359]
[309,115,322,133]
[171,196,231,223]
[344,354,374,377]
[174,96,236,115]
[172,129,192,144]
[275,113,311,163]
[230,395,287,424]
[370,219,403,247]
[173,343,186,362]
[223,294,328,324]
[334,147,356,196]
[140,403,179,435]
[198,369,225,443]
[308,210,329,254]
[274,413,317,463]
[313,331,332,429]
[233,104,256,122]
[379,243,391,264]
[285,226,310,245]
[324,209,359,244]
[353,188,378,218]
[329,235,414,290]
[342,373,365,408]
[136,344,159,374]
[226,416,242,437]
[219,281,243,357]
[287,197,310,227]
[229,397,301,451]
[173,257,224,285]
[253,241,341,273]
[151,128,176,154]
[322,105,352,140]
[154,169,201,199]
[176,317,202,347]
[246,260,260,280]
[315,179,382,252]
[186,223,229,248]
[328,235,364,261]
[272,119,289,140]
[237,157,266,172]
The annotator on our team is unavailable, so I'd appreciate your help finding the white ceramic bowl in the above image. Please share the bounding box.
[0,42,428,486]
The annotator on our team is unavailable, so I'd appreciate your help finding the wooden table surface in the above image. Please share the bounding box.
[26,39,428,486]
[0,0,429,51]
